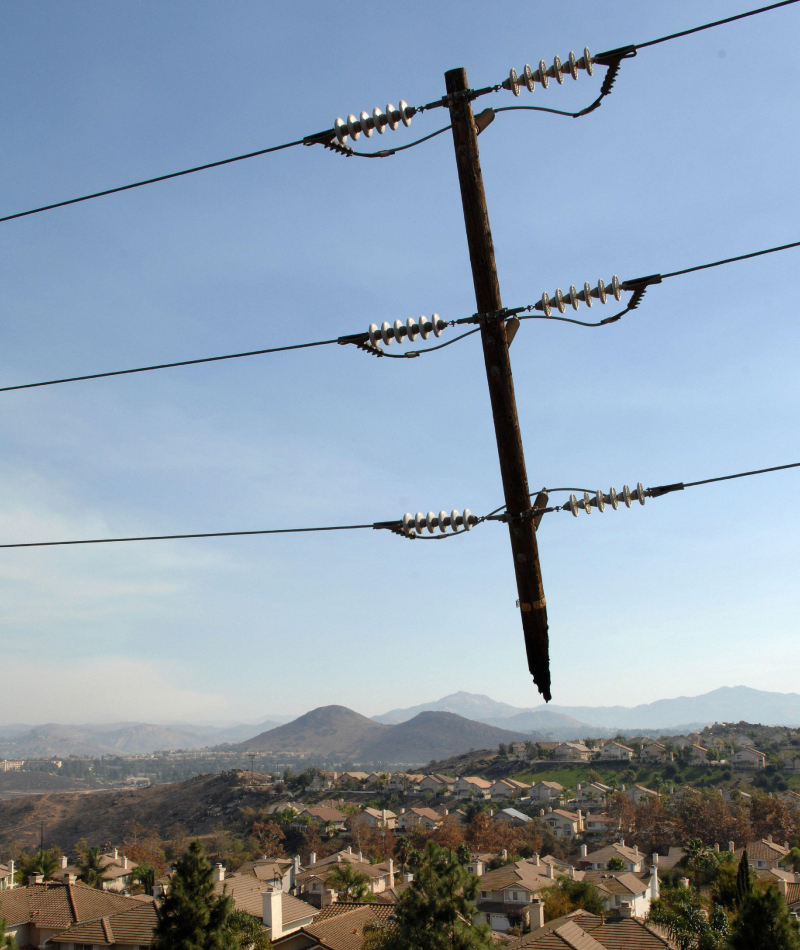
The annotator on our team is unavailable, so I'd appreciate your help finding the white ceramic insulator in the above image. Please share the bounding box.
[611,275,621,301]
[548,55,563,84]
[567,51,578,80]
[394,319,405,342]
[419,317,431,340]
[582,48,594,76]
[386,104,399,131]
[609,487,619,510]
[334,118,348,145]
[402,513,414,535]
[463,508,474,530]
[426,511,437,534]
[583,491,592,514]
[414,512,425,533]
[596,490,605,513]
[438,510,449,533]
[509,68,520,96]
[432,313,443,338]
[595,278,607,304]
[583,281,593,307]
[381,321,392,345]
[346,114,361,141]
[555,288,566,314]
[623,485,632,508]
[451,509,461,530]
[537,60,549,88]
[406,317,418,342]
[368,323,379,346]
[570,494,579,517]
[541,292,551,317]
[637,482,646,505]
[569,285,579,311]
[523,64,535,92]
[373,107,386,133]
[399,100,412,127]
[360,111,373,137]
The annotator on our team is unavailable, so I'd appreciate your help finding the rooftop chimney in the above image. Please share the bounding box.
[767,835,773,843]
[261,887,282,939]
[215,864,225,883]
[123,856,128,870]
[633,845,638,856]
[728,841,735,852]
[346,846,352,855]
[619,901,633,919]
[293,854,301,875]
[532,853,540,866]
[501,850,508,861]
[358,852,363,864]
[61,855,68,869]
[9,860,15,889]
[112,848,118,860]
[530,899,545,930]
[650,864,660,901]
[580,845,588,858]
[547,864,554,879]
[310,852,317,866]
[388,859,395,889]
[31,873,44,885]
[652,853,659,867]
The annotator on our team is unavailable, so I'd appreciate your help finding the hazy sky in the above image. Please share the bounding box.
[2,2,799,725]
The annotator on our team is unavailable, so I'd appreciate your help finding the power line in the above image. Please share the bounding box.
[4,235,800,395]
[683,461,800,489]
[635,0,800,50]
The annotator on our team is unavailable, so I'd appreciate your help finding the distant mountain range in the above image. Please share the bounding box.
[238,705,533,764]
[375,687,800,734]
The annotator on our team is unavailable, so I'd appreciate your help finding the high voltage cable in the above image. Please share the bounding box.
[2,0,797,225]
[3,236,800,395]
[2,462,796,551]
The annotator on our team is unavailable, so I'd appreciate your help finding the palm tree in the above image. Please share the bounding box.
[325,863,375,902]
[16,849,61,884]
[395,836,410,874]
[75,846,109,889]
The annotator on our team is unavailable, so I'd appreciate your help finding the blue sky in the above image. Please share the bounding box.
[2,1,799,725]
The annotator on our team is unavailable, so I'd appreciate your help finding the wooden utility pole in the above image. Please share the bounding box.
[444,67,551,701]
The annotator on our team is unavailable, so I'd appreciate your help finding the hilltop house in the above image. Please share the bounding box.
[579,868,659,918]
[640,741,671,762]
[528,781,564,803]
[395,807,442,832]
[573,782,612,808]
[554,742,592,762]
[495,808,533,827]
[542,809,584,839]
[577,842,646,873]
[599,741,634,762]
[489,779,530,800]
[453,776,492,798]
[361,808,397,830]
[623,784,659,804]
[733,747,767,769]
[295,807,348,834]
[417,774,454,794]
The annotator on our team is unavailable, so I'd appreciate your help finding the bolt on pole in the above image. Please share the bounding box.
[444,67,551,701]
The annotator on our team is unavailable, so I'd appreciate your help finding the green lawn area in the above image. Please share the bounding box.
[513,762,726,790]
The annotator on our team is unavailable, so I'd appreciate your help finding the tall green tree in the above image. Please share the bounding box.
[15,849,61,884]
[735,849,751,910]
[153,840,237,950]
[131,862,156,896]
[647,886,728,950]
[730,886,800,950]
[226,910,272,950]
[75,844,109,889]
[1,917,17,950]
[325,863,375,902]
[363,842,493,950]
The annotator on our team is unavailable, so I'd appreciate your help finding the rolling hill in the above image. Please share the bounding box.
[354,711,536,764]
[240,705,387,755]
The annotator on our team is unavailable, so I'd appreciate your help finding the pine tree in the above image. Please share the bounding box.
[153,840,237,950]
[735,849,751,910]
[1,917,17,950]
[730,886,800,950]
[362,841,493,950]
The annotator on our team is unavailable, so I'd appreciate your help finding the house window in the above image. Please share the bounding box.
[74,944,93,950]
[757,861,766,868]
[511,891,519,901]
[481,891,488,898]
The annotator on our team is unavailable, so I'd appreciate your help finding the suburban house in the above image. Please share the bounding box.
[733,747,767,769]
[50,901,158,950]
[507,908,676,949]
[235,857,297,893]
[271,902,395,950]
[585,813,615,836]
[453,776,492,798]
[495,808,533,826]
[573,782,612,808]
[623,784,659,804]
[489,779,530,800]
[395,806,442,832]
[0,880,150,950]
[599,741,635,762]
[734,838,791,870]
[295,807,348,834]
[294,852,392,905]
[640,741,671,762]
[361,808,397,830]
[215,872,318,942]
[686,744,709,761]
[417,774,454,794]
[577,842,647,873]
[528,781,564,803]
[98,849,138,893]
[0,862,14,890]
[476,860,555,932]
[581,868,658,918]
[554,742,592,762]
[541,808,584,839]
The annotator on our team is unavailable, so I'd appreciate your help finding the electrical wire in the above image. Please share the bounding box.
[683,461,800,488]
[0,338,340,393]
[635,0,800,50]
[0,522,378,550]
[661,239,800,280]
[0,139,306,224]
[337,125,452,158]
